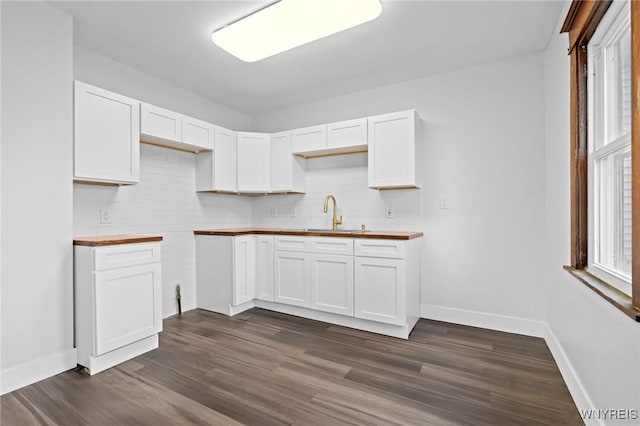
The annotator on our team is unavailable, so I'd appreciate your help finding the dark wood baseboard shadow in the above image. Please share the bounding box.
[564,266,640,322]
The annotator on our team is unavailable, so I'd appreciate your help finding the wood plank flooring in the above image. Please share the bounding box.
[1,309,583,425]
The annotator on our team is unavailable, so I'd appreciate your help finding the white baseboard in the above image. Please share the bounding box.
[544,325,600,426]
[420,304,546,337]
[1,348,77,395]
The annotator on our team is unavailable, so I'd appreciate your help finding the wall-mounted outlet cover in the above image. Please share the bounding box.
[99,209,111,224]
[385,208,394,219]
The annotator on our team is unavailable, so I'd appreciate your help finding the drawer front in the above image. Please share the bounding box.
[311,237,354,255]
[354,239,405,259]
[274,236,311,252]
[94,243,161,271]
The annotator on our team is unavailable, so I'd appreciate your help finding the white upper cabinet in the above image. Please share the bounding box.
[327,118,368,153]
[270,131,305,193]
[291,125,327,156]
[237,132,271,193]
[196,125,237,193]
[368,110,420,189]
[140,102,213,153]
[74,81,140,185]
[182,116,214,151]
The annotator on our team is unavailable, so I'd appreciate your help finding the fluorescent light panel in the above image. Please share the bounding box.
[211,0,382,62]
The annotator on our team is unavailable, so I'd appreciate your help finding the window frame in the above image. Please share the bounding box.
[561,0,640,320]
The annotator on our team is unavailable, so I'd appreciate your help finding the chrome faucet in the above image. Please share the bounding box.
[323,194,343,231]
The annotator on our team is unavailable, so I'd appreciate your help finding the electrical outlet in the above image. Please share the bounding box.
[290,207,297,217]
[385,208,394,219]
[271,207,278,218]
[99,209,111,224]
[439,198,449,210]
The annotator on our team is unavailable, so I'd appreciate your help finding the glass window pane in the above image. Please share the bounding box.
[594,149,632,278]
[618,29,631,135]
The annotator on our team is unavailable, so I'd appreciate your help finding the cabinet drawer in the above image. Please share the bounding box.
[355,239,405,259]
[274,236,311,252]
[94,243,161,271]
[311,237,353,255]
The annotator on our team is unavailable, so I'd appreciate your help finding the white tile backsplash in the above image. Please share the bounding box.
[252,153,422,231]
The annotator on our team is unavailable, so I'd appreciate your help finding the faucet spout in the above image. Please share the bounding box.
[323,194,343,231]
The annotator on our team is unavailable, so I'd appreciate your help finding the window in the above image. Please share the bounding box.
[561,0,640,320]
[588,0,632,294]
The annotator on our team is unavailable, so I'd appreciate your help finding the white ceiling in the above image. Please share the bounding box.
[50,0,563,115]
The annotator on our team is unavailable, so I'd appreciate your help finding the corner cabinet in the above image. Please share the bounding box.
[74,240,163,375]
[195,234,257,315]
[74,81,140,185]
[270,131,305,193]
[196,125,237,193]
[237,132,271,193]
[368,110,421,189]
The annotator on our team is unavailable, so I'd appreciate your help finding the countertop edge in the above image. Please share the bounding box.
[73,235,164,247]
[193,229,423,240]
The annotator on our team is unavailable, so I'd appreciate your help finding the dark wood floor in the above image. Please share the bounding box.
[1,308,582,425]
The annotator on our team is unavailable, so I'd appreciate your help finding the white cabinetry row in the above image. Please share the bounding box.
[74,81,419,190]
[195,235,420,338]
[74,242,163,374]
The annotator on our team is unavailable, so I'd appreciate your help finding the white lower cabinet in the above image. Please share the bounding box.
[310,254,354,316]
[354,257,405,326]
[94,263,162,355]
[75,242,162,375]
[256,236,274,302]
[196,235,256,315]
[195,233,421,338]
[233,235,257,305]
[274,251,311,307]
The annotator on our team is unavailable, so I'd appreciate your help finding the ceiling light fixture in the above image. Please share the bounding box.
[211,0,383,62]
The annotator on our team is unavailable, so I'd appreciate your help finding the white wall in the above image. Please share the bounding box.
[1,1,76,394]
[73,49,254,317]
[543,7,640,424]
[252,53,547,333]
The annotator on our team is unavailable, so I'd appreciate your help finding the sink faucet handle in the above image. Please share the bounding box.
[336,215,343,226]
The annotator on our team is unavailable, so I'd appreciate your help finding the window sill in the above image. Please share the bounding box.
[564,265,640,322]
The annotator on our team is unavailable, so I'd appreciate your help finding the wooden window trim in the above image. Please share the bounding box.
[561,0,640,319]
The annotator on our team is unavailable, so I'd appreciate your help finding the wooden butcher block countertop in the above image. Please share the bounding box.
[193,228,423,240]
[73,234,163,247]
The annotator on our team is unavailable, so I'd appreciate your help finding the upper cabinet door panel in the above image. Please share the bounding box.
[327,118,367,150]
[237,132,270,192]
[74,81,140,184]
[291,125,327,154]
[214,126,237,192]
[182,115,214,151]
[140,103,182,143]
[270,131,293,192]
[368,110,417,189]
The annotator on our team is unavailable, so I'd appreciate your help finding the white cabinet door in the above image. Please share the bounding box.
[233,236,256,306]
[215,126,237,192]
[237,132,270,192]
[256,236,274,302]
[368,110,417,189]
[354,257,406,325]
[274,251,311,307]
[327,118,367,151]
[196,126,237,192]
[182,115,214,151]
[310,254,354,316]
[271,131,293,192]
[291,125,327,155]
[74,81,140,184]
[140,103,182,143]
[94,262,162,356]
